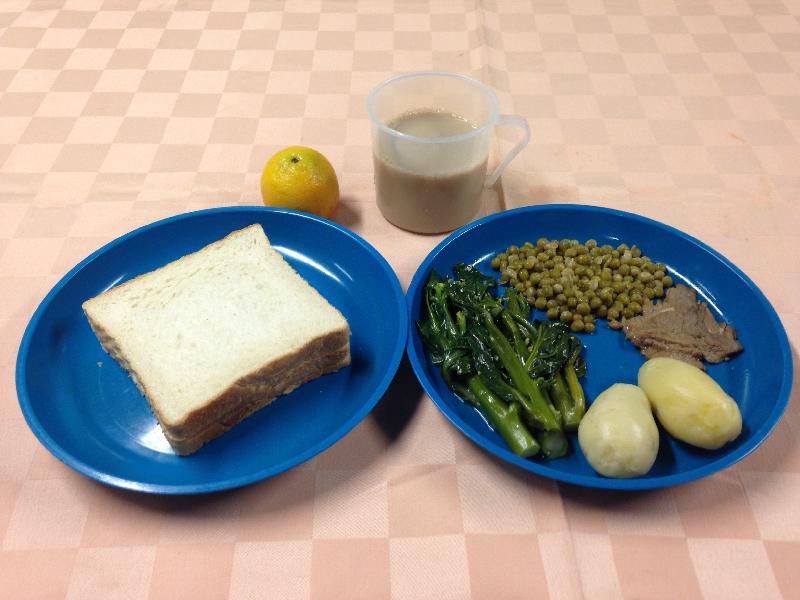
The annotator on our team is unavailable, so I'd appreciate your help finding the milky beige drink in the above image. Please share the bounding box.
[373,109,488,234]
[368,73,530,233]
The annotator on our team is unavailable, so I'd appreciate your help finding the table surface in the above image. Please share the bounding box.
[2,1,799,598]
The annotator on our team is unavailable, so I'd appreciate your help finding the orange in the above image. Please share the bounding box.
[260,146,339,218]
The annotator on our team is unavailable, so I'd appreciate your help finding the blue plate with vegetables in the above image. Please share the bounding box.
[406,205,793,490]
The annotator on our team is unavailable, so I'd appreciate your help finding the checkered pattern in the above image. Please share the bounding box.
[1,0,799,598]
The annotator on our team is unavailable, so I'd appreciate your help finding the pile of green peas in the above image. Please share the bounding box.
[490,238,674,333]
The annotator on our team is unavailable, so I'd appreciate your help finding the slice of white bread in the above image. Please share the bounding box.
[82,223,351,455]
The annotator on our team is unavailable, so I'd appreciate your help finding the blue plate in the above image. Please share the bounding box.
[407,205,793,490]
[17,207,407,494]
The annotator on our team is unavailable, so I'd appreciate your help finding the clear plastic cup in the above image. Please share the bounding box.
[367,71,530,234]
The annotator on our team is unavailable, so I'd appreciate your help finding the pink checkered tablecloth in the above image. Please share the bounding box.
[2,1,799,598]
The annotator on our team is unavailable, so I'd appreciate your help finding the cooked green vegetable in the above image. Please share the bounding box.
[418,264,588,458]
[490,238,674,330]
[466,377,540,458]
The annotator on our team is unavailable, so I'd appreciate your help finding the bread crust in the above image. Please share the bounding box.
[165,327,350,455]
[166,343,350,454]
[87,311,350,455]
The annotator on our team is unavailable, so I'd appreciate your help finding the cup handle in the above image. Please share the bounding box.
[486,114,531,187]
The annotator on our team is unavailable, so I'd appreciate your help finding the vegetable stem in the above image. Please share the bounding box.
[551,372,582,431]
[467,377,540,458]
[481,312,561,432]
[565,350,587,424]
[500,311,528,364]
[537,429,569,459]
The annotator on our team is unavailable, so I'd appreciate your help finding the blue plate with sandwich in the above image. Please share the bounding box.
[17,207,407,494]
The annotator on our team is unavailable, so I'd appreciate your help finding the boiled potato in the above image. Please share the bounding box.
[638,357,741,450]
[578,384,659,478]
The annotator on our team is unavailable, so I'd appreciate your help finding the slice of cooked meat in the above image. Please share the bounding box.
[618,284,743,369]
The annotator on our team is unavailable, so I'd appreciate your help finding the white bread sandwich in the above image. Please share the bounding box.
[82,223,351,455]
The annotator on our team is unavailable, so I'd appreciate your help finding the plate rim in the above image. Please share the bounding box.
[406,203,794,490]
[16,206,409,494]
